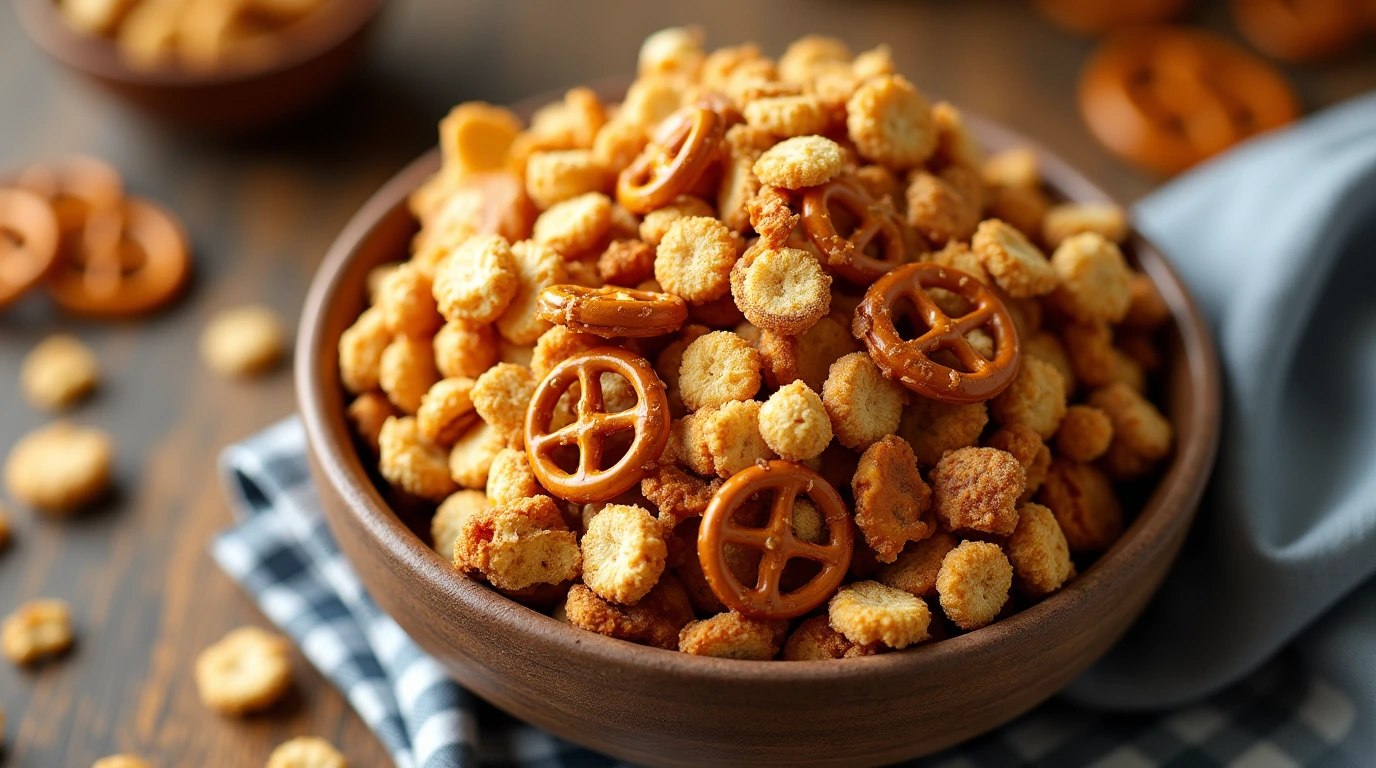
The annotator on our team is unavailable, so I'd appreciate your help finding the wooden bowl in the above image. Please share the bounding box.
[14,0,383,133]
[296,97,1221,767]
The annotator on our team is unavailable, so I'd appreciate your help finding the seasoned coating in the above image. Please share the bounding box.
[448,420,506,489]
[565,576,695,650]
[4,421,113,514]
[936,541,1012,631]
[1061,320,1117,388]
[972,218,1058,298]
[434,320,500,380]
[655,216,738,302]
[989,357,1067,440]
[379,416,457,501]
[752,135,844,190]
[454,496,581,591]
[471,363,537,446]
[828,580,931,649]
[747,185,800,247]
[1023,330,1076,397]
[2,599,74,665]
[347,392,398,454]
[905,170,979,245]
[1048,232,1133,324]
[640,463,721,522]
[1037,458,1123,553]
[416,377,477,446]
[822,351,907,451]
[757,381,832,462]
[497,239,568,345]
[852,436,934,563]
[21,334,99,411]
[1043,202,1128,248]
[486,448,543,504]
[376,262,443,338]
[640,196,715,246]
[929,447,1025,536]
[581,504,668,605]
[730,246,832,335]
[876,531,958,598]
[782,616,882,660]
[524,149,609,209]
[679,611,789,659]
[433,234,520,324]
[845,75,936,169]
[597,238,657,287]
[532,192,612,258]
[743,94,833,137]
[984,424,1051,502]
[691,400,777,478]
[1007,503,1072,598]
[338,307,391,394]
[379,335,440,415]
[193,627,291,715]
[1123,273,1172,330]
[1088,382,1173,479]
[432,489,490,560]
[897,397,988,468]
[760,313,859,393]
[1055,404,1114,463]
[678,331,761,411]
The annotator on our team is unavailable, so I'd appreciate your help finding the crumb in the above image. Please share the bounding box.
[2,599,73,665]
[4,421,113,514]
[201,305,285,377]
[21,334,99,410]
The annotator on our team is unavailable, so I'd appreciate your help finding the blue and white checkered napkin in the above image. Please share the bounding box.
[214,417,1360,768]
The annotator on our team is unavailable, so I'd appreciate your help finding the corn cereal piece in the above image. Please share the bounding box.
[416,377,477,446]
[194,627,292,715]
[654,216,737,302]
[565,575,695,650]
[730,246,831,335]
[449,420,504,489]
[201,305,285,378]
[265,737,348,768]
[929,447,1024,536]
[1055,404,1114,463]
[828,580,930,649]
[986,184,1049,241]
[347,392,399,454]
[846,75,936,170]
[821,351,906,451]
[454,496,580,591]
[433,234,520,324]
[471,362,537,446]
[876,531,958,598]
[375,262,443,338]
[339,307,390,393]
[525,149,608,209]
[432,489,489,560]
[852,43,896,78]
[743,94,832,137]
[379,335,440,414]
[782,615,882,660]
[853,435,934,563]
[486,448,542,504]
[972,218,1058,298]
[4,422,112,514]
[897,396,988,468]
[692,400,776,478]
[1037,458,1123,553]
[581,504,668,605]
[985,423,1051,502]
[678,331,760,411]
[752,135,843,190]
[21,334,98,411]
[989,357,1067,440]
[931,101,984,171]
[936,541,1012,630]
[1043,202,1128,248]
[532,192,612,258]
[2,599,73,665]
[905,170,979,246]
[596,239,656,287]
[638,26,704,78]
[378,416,456,501]
[497,240,567,345]
[439,102,521,176]
[433,320,499,380]
[679,611,789,659]
[778,34,851,82]
[1048,232,1132,324]
[757,381,832,462]
[1088,382,1173,480]
[641,463,720,522]
[1007,502,1072,598]
[1062,320,1117,388]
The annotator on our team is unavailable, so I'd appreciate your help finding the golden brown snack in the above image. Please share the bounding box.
[752,136,844,190]
[846,75,936,169]
[525,149,608,209]
[532,192,613,258]
[640,196,715,247]
[486,448,543,504]
[454,496,581,591]
[265,737,348,768]
[1037,458,1123,553]
[729,246,831,335]
[989,358,1068,440]
[471,363,537,445]
[497,240,567,345]
[194,627,292,715]
[1061,320,1118,389]
[747,186,800,248]
[416,377,477,446]
[931,101,984,171]
[678,611,789,659]
[2,599,73,665]
[678,331,761,412]
[757,381,832,462]
[448,420,505,489]
[905,170,979,246]
[1007,502,1073,598]
[876,531,958,598]
[1048,232,1133,324]
[1123,273,1172,330]
[654,216,738,302]
[1088,382,1173,479]
[565,575,695,650]
[530,326,604,379]
[347,392,399,455]
[432,489,489,560]
[432,234,520,324]
[986,183,1050,242]
[929,447,1025,536]
[438,101,521,176]
[827,580,931,649]
[743,94,833,137]
[897,397,988,468]
[201,305,285,378]
[4,421,113,514]
[21,334,99,411]
[1023,330,1076,397]
[597,239,657,287]
[690,400,776,478]
[984,424,1052,503]
[433,320,498,380]
[378,416,457,501]
[782,615,882,660]
[581,504,668,605]
[375,262,443,338]
[936,541,1012,631]
[972,218,1058,298]
[822,351,907,451]
[379,335,440,415]
[339,307,390,394]
[761,313,859,393]
[1043,202,1128,248]
[1055,404,1115,463]
[852,436,934,563]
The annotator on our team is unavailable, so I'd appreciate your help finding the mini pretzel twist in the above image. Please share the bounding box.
[524,347,670,504]
[0,188,61,308]
[535,284,688,338]
[616,105,724,214]
[801,177,908,285]
[853,262,1020,404]
[697,461,854,620]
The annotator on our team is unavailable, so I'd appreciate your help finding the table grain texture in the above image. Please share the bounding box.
[1,0,1372,765]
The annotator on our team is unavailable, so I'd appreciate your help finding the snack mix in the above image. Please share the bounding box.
[339,28,1175,661]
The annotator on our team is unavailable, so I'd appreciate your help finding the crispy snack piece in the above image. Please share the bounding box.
[1037,458,1123,553]
[1048,232,1132,324]
[1055,404,1114,463]
[876,531,958,598]
[1124,273,1172,330]
[434,320,499,380]
[1088,382,1174,479]
[201,305,285,378]
[897,397,988,468]
[472,363,537,446]
[448,420,505,489]
[416,377,477,446]
[531,326,603,378]
[525,149,609,209]
[194,627,292,715]
[378,416,457,501]
[532,192,613,258]
[678,331,761,411]
[986,183,1050,242]
[757,381,832,462]
[375,263,443,338]
[761,313,859,393]
[2,599,73,665]
[347,392,398,454]
[265,737,348,768]
[1043,202,1128,248]
[454,496,581,591]
[985,424,1052,503]
[679,611,789,659]
[565,575,695,650]
[640,196,715,247]
[782,615,882,660]
[905,170,980,246]
[379,335,440,414]
[1007,503,1073,598]
[1023,330,1076,397]
[497,240,568,345]
[688,400,777,478]
[432,489,489,560]
[640,463,721,523]
[21,334,99,410]
[972,218,1058,298]
[597,239,657,287]
[581,504,668,605]
[990,357,1068,440]
[339,307,390,394]
[1062,320,1118,388]
[936,541,1012,631]
[433,234,520,323]
[929,447,1025,536]
[846,75,936,169]
[4,421,113,514]
[743,94,833,137]
[822,351,907,451]
[852,435,934,563]
[486,448,543,504]
[752,136,844,190]
[730,246,831,335]
[828,580,931,649]
[747,186,800,248]
[654,216,738,302]
[439,101,521,176]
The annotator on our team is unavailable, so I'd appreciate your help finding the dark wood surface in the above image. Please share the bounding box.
[0,1,1371,766]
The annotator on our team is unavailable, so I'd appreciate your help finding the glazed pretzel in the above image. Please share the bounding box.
[853,262,1020,404]
[47,197,191,318]
[524,347,670,504]
[616,105,724,214]
[801,177,907,285]
[0,188,61,308]
[535,284,688,338]
[14,155,124,233]
[697,461,854,621]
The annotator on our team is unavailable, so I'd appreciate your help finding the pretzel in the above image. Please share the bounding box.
[697,460,854,620]
[14,155,124,232]
[0,189,61,308]
[524,347,670,503]
[801,177,906,285]
[535,284,687,338]
[853,262,1020,404]
[46,197,190,318]
[616,105,724,214]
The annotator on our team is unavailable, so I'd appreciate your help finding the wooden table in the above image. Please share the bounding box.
[1,1,1371,765]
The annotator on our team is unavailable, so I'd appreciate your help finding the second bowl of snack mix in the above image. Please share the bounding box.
[298,28,1221,767]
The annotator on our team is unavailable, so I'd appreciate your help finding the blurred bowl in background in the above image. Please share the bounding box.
[14,0,385,134]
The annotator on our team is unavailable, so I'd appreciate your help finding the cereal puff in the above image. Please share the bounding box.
[448,420,506,489]
[379,335,440,414]
[1055,404,1114,463]
[655,216,739,302]
[752,135,844,190]
[497,240,568,345]
[679,611,789,660]
[597,238,657,287]
[1037,458,1123,553]
[905,170,980,246]
[2,599,73,665]
[678,330,761,411]
[1048,232,1133,324]
[432,489,489,560]
[416,377,477,446]
[432,233,520,324]
[194,627,292,715]
[989,357,1068,440]
[929,447,1025,536]
[876,531,958,598]
[486,448,543,504]
[852,435,934,563]
[266,737,348,768]
[782,616,882,660]
[454,496,581,591]
[984,424,1052,502]
[828,580,931,649]
[347,393,398,454]
[524,149,609,209]
[846,75,936,170]
[822,351,907,451]
[897,396,988,467]
[743,94,833,137]
[378,416,457,501]
[1043,202,1128,248]
[730,245,831,335]
[532,192,612,258]
[581,504,668,605]
[434,320,499,379]
[339,307,391,394]
[936,541,1012,631]
[376,262,444,338]
[757,381,832,462]
[20,334,99,411]
[972,218,1059,298]
[471,363,538,445]
[4,421,113,514]
[690,400,777,478]
[1007,503,1073,598]
[1088,382,1174,480]
[565,575,695,650]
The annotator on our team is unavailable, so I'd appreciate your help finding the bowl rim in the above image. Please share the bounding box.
[14,0,385,87]
[296,97,1222,684]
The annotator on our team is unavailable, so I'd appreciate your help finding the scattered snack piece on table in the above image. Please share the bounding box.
[4,421,114,514]
[20,334,100,410]
[265,736,349,768]
[92,757,152,768]
[194,626,293,715]
[337,28,1178,660]
[201,305,286,377]
[2,598,74,665]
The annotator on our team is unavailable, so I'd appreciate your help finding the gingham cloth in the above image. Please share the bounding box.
[214,418,1360,768]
